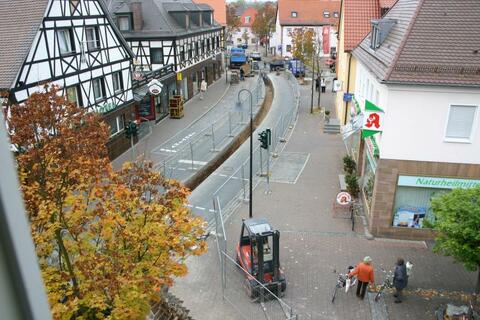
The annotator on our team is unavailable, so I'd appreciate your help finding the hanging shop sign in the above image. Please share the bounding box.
[176,73,183,81]
[343,93,353,102]
[336,192,352,205]
[397,175,480,189]
[148,79,163,95]
[97,102,117,114]
[361,100,384,139]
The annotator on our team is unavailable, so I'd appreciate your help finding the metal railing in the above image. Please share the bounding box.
[155,76,266,183]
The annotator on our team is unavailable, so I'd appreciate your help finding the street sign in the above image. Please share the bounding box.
[343,93,353,102]
[336,192,352,205]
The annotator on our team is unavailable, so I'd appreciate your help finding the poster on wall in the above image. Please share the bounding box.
[393,206,427,228]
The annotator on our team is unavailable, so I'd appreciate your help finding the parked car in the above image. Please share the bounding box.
[241,43,248,49]
[269,59,285,71]
[250,52,262,61]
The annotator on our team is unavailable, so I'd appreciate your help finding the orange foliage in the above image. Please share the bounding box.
[7,85,207,319]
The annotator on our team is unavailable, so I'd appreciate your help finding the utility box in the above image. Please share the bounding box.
[169,95,184,119]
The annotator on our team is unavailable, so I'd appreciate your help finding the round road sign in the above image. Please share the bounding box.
[336,192,352,205]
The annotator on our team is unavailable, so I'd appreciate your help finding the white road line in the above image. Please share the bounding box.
[208,209,215,213]
[178,159,208,166]
[159,148,177,153]
[195,206,205,210]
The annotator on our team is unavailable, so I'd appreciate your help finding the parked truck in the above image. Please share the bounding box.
[229,48,247,69]
[288,59,306,77]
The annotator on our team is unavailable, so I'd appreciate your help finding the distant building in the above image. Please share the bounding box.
[270,0,341,58]
[0,0,137,159]
[230,7,258,48]
[348,0,480,239]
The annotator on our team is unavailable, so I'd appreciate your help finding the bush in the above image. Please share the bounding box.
[343,155,357,174]
[345,174,360,198]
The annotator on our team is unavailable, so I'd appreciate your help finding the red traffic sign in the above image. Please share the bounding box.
[336,192,352,205]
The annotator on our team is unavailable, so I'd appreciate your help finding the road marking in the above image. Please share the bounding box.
[158,148,177,153]
[195,206,205,210]
[209,209,215,213]
[178,159,208,166]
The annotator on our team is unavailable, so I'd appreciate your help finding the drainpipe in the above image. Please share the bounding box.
[343,53,352,125]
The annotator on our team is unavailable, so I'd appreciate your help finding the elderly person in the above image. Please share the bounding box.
[393,258,408,303]
[349,256,375,299]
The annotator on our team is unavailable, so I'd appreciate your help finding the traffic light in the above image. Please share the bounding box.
[258,129,271,149]
[125,120,138,139]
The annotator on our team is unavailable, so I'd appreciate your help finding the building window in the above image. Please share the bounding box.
[107,115,125,136]
[333,11,339,18]
[207,38,210,51]
[112,71,123,93]
[286,28,292,33]
[245,16,250,23]
[216,36,220,48]
[195,42,199,55]
[57,29,75,55]
[291,11,297,18]
[323,11,330,18]
[286,45,291,52]
[188,43,193,58]
[69,0,80,14]
[92,77,105,101]
[117,15,131,31]
[445,105,477,142]
[85,27,100,50]
[251,38,256,44]
[202,40,205,53]
[180,46,185,62]
[371,26,380,49]
[66,85,82,106]
[151,48,163,64]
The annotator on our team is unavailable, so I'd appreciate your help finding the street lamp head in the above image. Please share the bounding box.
[234,99,245,112]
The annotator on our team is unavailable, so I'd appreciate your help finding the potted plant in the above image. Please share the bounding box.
[325,110,331,123]
[343,155,357,174]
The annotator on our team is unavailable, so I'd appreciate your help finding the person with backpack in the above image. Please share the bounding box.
[393,258,408,303]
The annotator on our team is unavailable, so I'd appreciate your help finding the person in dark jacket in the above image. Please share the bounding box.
[393,258,408,303]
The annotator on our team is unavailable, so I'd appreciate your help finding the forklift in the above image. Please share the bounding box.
[236,218,287,299]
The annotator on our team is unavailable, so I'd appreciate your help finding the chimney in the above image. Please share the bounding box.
[130,2,143,31]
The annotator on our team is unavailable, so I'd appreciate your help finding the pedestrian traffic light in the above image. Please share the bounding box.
[125,120,138,139]
[259,129,271,149]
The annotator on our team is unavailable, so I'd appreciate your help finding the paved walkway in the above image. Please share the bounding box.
[112,75,232,169]
[171,75,477,319]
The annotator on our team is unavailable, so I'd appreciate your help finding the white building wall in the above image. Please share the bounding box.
[231,27,257,47]
[354,62,480,165]
[276,25,337,58]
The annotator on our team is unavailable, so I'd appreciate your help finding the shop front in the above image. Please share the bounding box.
[361,136,378,216]
[392,176,480,229]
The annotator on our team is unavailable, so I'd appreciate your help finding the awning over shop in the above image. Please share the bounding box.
[133,85,149,101]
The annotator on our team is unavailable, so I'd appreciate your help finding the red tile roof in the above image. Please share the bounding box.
[194,0,226,25]
[278,0,341,26]
[379,0,398,8]
[240,7,257,27]
[344,0,381,51]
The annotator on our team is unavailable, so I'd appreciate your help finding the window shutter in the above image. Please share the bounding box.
[446,105,476,139]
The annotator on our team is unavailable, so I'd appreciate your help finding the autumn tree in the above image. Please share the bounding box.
[251,3,276,55]
[226,3,241,42]
[289,27,317,64]
[428,186,480,300]
[7,85,207,319]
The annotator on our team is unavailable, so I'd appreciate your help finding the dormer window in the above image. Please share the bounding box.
[291,11,297,18]
[333,11,339,18]
[370,19,397,50]
[116,15,132,31]
[245,16,251,23]
[323,11,330,18]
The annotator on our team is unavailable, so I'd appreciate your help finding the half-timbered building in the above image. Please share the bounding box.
[0,0,137,159]
[109,0,224,120]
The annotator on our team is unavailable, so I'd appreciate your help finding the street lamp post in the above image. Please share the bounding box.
[236,89,254,218]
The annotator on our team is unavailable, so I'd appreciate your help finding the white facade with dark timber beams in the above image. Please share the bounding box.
[0,0,138,159]
[109,0,224,102]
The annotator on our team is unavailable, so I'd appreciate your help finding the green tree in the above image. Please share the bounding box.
[226,3,241,41]
[429,186,480,297]
[289,27,316,64]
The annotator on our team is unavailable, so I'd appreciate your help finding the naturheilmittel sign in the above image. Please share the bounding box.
[398,176,480,189]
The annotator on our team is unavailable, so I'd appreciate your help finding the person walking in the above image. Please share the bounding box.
[315,76,320,92]
[200,79,207,100]
[393,258,408,303]
[320,77,326,93]
[349,256,375,299]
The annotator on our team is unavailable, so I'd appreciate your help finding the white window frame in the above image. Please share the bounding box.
[117,15,131,31]
[85,27,99,51]
[92,77,105,101]
[112,71,123,93]
[444,104,478,143]
[291,11,297,18]
[108,115,125,136]
[66,85,82,106]
[57,29,74,55]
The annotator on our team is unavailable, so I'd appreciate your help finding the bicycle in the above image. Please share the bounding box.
[331,266,357,303]
[374,268,394,302]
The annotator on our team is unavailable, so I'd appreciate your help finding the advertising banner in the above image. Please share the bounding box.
[322,26,330,54]
[393,206,427,228]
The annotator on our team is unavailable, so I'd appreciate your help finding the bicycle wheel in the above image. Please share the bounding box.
[374,288,382,302]
[331,285,338,303]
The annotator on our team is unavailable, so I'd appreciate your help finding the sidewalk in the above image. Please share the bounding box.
[172,75,476,319]
[112,75,231,169]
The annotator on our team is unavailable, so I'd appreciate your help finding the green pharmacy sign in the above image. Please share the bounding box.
[97,103,117,114]
[361,100,384,139]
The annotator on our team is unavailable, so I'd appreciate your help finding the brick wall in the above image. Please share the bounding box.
[368,158,480,240]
